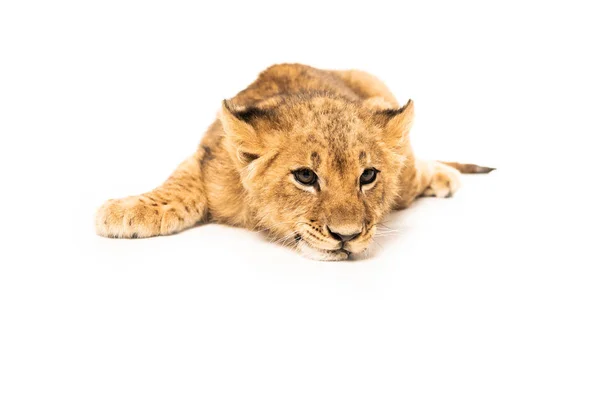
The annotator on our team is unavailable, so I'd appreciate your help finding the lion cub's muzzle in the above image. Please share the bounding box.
[297,219,373,251]
[295,221,376,261]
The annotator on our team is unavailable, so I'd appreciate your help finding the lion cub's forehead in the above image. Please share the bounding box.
[287,98,369,136]
[284,134,376,177]
[274,96,382,171]
[283,98,376,145]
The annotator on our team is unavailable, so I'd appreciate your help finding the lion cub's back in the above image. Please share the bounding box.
[232,63,360,106]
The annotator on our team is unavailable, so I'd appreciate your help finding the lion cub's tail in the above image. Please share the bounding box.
[439,161,495,174]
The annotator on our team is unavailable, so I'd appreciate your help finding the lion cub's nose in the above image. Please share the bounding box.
[327,226,362,243]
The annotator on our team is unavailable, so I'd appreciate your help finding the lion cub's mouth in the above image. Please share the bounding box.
[295,234,353,261]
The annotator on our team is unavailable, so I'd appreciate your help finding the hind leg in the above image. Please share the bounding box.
[419,160,462,198]
[393,159,463,210]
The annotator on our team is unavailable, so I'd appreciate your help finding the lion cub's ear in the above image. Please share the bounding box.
[219,100,268,165]
[373,99,414,148]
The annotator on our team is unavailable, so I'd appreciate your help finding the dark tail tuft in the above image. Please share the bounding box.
[439,161,496,174]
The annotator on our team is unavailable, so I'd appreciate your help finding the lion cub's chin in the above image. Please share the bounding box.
[296,240,369,262]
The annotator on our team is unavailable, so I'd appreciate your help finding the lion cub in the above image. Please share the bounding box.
[96,63,493,261]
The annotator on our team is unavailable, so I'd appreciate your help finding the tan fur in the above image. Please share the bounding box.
[95,64,493,260]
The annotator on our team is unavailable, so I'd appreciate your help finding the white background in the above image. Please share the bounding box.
[1,1,599,399]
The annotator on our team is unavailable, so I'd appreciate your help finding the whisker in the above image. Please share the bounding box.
[253,220,297,234]
[270,231,298,246]
[374,230,399,235]
[378,223,394,229]
[376,229,399,234]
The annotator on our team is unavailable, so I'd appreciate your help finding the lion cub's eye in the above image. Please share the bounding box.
[293,168,318,186]
[360,168,378,185]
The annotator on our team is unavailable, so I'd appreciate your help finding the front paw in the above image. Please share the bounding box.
[95,196,185,238]
[422,162,461,198]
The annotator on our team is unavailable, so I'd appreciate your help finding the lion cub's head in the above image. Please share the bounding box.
[220,93,414,261]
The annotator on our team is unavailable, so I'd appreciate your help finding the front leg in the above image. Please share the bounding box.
[95,152,208,238]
